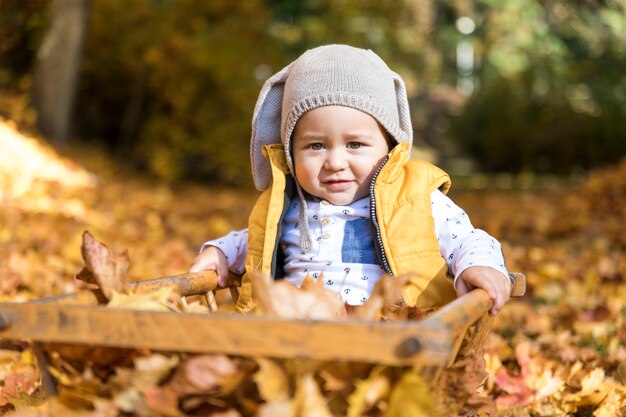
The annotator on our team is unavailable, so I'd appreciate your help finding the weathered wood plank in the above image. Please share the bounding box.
[0,302,451,366]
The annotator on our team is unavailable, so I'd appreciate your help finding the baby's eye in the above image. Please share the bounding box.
[347,142,363,149]
[309,143,324,150]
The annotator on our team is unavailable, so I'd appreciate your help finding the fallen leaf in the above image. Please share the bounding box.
[0,349,42,407]
[252,272,347,320]
[256,398,294,417]
[253,358,290,402]
[494,368,534,407]
[78,231,130,301]
[293,373,333,417]
[141,386,185,417]
[347,366,389,417]
[165,354,240,396]
[385,371,432,417]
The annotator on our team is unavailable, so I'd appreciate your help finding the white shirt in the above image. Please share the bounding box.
[202,189,508,305]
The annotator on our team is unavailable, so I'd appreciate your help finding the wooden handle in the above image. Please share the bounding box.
[508,272,526,297]
[129,271,242,296]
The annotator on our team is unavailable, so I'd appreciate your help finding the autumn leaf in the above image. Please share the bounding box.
[111,354,180,391]
[252,272,348,320]
[164,354,241,397]
[253,358,290,402]
[0,350,42,408]
[494,340,564,407]
[77,231,130,301]
[346,366,390,417]
[293,373,333,417]
[493,367,534,407]
[256,398,295,417]
[432,354,496,416]
[140,386,185,417]
[349,274,404,320]
[385,371,433,417]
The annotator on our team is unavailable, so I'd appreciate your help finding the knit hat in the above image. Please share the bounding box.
[251,44,413,191]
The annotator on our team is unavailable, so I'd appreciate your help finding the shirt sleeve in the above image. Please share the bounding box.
[431,190,509,287]
[200,229,248,275]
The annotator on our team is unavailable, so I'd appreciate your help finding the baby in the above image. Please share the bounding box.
[190,44,511,315]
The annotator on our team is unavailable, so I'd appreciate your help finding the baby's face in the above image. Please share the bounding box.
[292,105,391,205]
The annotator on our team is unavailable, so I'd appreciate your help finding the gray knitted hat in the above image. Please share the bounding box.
[250,44,413,191]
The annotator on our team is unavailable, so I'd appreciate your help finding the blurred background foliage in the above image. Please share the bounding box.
[1,0,625,184]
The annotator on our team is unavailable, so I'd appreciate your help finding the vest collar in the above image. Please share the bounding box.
[377,142,410,185]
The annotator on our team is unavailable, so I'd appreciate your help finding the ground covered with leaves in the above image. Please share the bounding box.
[0,120,625,416]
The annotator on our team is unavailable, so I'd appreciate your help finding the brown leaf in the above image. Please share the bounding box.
[252,272,347,320]
[141,386,185,417]
[0,349,41,407]
[165,354,240,397]
[432,354,495,417]
[78,231,130,301]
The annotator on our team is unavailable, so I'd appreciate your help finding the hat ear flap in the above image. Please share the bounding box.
[251,63,293,190]
[392,72,413,145]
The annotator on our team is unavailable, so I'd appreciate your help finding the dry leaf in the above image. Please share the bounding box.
[141,386,185,417]
[252,272,347,320]
[347,366,389,417]
[253,358,290,402]
[385,371,433,417]
[78,231,130,301]
[494,341,564,407]
[256,398,294,417]
[293,373,333,417]
[0,349,41,407]
[165,354,240,396]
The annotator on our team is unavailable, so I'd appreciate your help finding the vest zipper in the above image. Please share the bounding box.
[369,156,393,275]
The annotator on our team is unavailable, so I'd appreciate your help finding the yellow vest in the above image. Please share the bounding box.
[236,142,457,311]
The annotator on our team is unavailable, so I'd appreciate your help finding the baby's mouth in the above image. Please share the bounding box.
[323,179,352,191]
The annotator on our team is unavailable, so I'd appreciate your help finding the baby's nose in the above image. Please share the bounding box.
[324,151,348,170]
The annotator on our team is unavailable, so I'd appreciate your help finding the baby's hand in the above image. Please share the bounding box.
[456,266,511,316]
[189,246,229,287]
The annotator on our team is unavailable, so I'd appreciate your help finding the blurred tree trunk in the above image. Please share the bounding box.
[33,0,90,145]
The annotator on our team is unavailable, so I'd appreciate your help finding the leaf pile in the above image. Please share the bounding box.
[1,120,626,415]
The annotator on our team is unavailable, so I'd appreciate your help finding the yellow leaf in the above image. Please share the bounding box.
[253,358,290,402]
[592,388,626,417]
[347,365,389,417]
[256,398,295,417]
[564,367,609,407]
[123,354,180,389]
[294,373,333,417]
[385,371,432,417]
[580,368,606,396]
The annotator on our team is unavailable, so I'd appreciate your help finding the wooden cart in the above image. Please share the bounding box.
[0,269,526,399]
